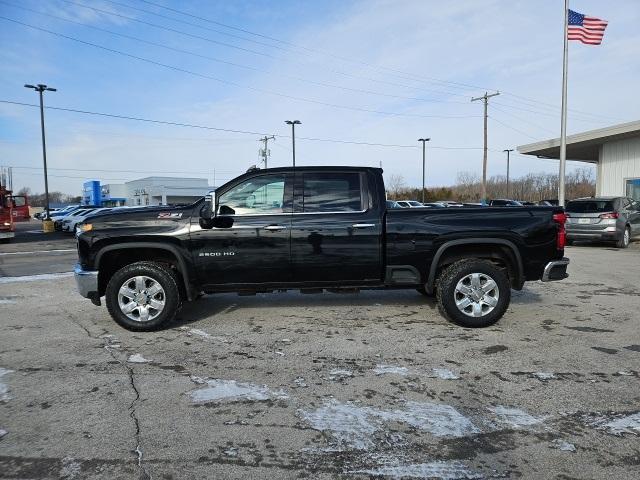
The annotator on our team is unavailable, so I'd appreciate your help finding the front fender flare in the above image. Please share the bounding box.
[95,242,195,300]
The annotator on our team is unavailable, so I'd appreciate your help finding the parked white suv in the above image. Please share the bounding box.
[62,208,110,232]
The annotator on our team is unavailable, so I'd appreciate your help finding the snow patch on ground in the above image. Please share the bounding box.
[179,327,229,343]
[349,460,482,479]
[0,298,16,304]
[587,412,640,435]
[488,406,546,429]
[300,399,479,451]
[0,428,7,439]
[299,399,379,450]
[329,368,354,379]
[551,439,576,452]
[294,377,308,388]
[59,456,81,479]
[532,372,556,380]
[0,272,74,284]
[431,368,460,380]
[0,368,13,401]
[127,354,151,364]
[189,379,288,404]
[374,402,479,438]
[373,364,409,376]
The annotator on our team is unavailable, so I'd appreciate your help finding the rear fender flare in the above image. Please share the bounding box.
[426,238,524,294]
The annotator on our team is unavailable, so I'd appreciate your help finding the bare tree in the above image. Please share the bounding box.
[387,174,407,199]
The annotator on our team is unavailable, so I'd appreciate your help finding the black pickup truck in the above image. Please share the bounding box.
[74,166,569,331]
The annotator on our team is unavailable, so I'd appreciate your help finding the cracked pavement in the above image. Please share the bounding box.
[1,244,639,479]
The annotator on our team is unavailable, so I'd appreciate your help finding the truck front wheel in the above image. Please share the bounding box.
[105,261,182,331]
[436,259,510,328]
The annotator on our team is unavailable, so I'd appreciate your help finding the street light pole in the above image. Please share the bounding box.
[285,120,301,167]
[503,149,514,198]
[25,83,56,220]
[418,138,430,203]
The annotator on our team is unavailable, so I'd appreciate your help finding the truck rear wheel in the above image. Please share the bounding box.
[105,261,182,331]
[436,259,510,328]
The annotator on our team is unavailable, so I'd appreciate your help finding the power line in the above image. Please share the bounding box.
[43,1,618,122]
[0,99,486,150]
[0,1,471,106]
[6,165,241,175]
[131,0,494,95]
[488,115,540,141]
[55,0,479,101]
[0,16,481,120]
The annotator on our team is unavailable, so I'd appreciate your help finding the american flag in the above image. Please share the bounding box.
[568,9,608,45]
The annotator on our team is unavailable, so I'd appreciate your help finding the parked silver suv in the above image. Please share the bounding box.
[565,196,640,248]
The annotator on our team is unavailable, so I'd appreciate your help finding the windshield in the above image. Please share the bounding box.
[566,200,615,213]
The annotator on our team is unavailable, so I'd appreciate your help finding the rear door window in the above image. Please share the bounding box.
[566,200,615,213]
[301,173,363,212]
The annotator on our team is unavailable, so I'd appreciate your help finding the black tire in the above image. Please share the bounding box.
[436,259,510,328]
[105,261,182,331]
[565,239,574,246]
[615,227,630,249]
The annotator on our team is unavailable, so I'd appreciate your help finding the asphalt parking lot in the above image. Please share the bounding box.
[1,222,639,479]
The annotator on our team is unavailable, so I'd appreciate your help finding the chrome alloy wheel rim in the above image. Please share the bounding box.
[624,229,630,246]
[118,276,166,322]
[454,272,499,317]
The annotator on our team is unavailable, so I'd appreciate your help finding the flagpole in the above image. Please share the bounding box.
[559,0,569,206]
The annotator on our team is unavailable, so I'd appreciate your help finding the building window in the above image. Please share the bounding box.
[625,178,640,201]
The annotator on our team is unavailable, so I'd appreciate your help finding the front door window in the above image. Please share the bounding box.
[217,174,286,215]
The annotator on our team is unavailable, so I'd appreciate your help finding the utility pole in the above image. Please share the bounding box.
[471,91,500,204]
[418,138,430,203]
[503,149,514,198]
[24,83,56,220]
[259,135,275,169]
[285,120,301,167]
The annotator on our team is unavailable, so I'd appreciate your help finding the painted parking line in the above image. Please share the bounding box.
[0,249,76,256]
[0,272,74,284]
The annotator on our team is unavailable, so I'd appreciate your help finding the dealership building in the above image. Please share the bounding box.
[518,120,640,201]
[82,176,215,207]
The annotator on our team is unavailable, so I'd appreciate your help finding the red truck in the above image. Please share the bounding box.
[0,186,15,242]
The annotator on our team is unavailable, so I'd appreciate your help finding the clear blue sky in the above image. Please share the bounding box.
[1,0,638,194]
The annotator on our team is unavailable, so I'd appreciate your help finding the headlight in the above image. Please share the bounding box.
[3,222,10,226]
[76,224,93,237]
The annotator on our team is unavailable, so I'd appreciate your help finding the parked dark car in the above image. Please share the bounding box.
[74,166,569,331]
[489,199,523,207]
[565,196,640,248]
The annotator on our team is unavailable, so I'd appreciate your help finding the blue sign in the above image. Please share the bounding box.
[82,180,101,206]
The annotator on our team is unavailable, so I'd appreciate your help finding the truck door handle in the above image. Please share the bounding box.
[351,223,376,229]
[263,225,288,231]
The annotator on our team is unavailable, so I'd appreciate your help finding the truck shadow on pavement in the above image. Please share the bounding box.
[175,290,437,327]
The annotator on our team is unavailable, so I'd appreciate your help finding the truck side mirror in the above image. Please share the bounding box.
[201,193,214,220]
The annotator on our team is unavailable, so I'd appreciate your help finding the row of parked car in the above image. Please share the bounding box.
[387,196,640,248]
[387,198,556,209]
[36,205,143,233]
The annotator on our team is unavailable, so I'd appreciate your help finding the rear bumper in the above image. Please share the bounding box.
[0,231,15,239]
[567,231,619,241]
[541,257,570,282]
[74,263,101,305]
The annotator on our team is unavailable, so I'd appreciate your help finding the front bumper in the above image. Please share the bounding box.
[541,257,570,282]
[0,231,15,239]
[74,264,101,305]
